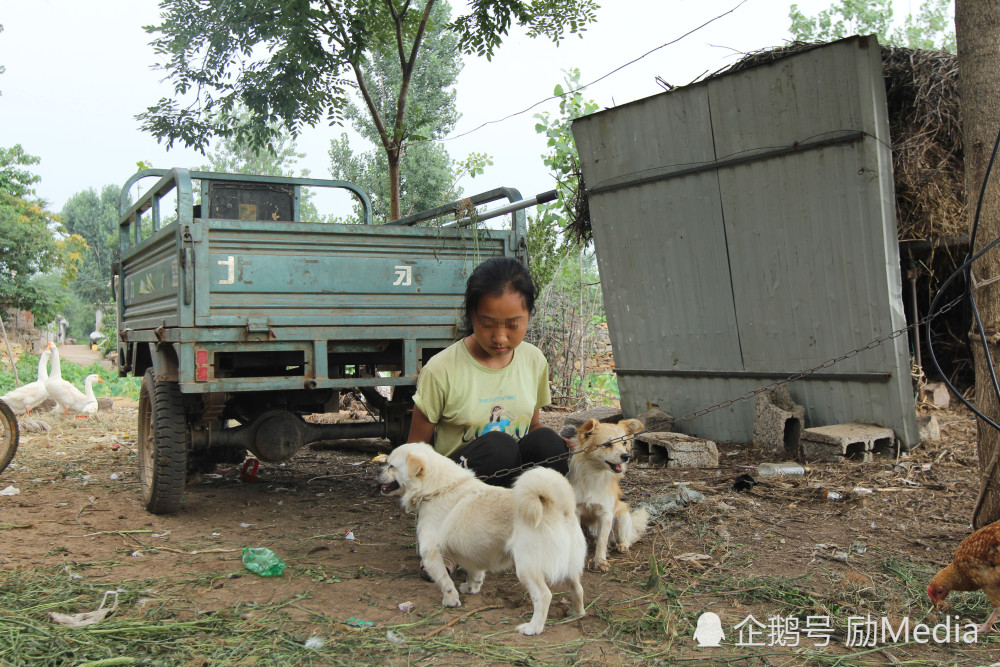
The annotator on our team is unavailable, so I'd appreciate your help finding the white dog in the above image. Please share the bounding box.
[377,442,586,635]
[569,418,650,572]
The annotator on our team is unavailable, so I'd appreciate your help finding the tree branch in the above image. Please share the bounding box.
[350,62,392,152]
[385,0,411,66]
[393,0,435,143]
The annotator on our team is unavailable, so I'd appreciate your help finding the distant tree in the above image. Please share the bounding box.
[198,108,322,220]
[0,144,40,199]
[58,285,96,342]
[0,145,86,321]
[0,24,5,96]
[789,0,956,51]
[326,1,490,222]
[201,111,312,178]
[25,272,71,333]
[141,0,598,221]
[61,185,120,307]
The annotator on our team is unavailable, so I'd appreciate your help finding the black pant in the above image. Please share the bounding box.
[451,427,569,487]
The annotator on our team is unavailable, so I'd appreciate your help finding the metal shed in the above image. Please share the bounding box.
[571,35,918,446]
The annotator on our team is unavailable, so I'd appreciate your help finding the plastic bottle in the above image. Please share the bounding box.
[242,547,287,576]
[757,462,805,476]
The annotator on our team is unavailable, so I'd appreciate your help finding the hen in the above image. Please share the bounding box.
[928,519,1000,632]
[0,345,52,415]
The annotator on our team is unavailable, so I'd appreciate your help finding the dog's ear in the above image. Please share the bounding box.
[621,419,644,435]
[577,418,600,439]
[406,452,426,479]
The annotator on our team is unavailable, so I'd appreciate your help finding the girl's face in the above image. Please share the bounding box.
[468,287,530,367]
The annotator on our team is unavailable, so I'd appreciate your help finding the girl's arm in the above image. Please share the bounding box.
[407,405,436,444]
[527,408,543,432]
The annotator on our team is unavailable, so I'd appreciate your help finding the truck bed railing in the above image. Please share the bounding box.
[118,168,375,252]
[385,186,556,233]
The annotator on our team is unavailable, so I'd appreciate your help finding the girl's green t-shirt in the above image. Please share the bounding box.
[413,339,551,457]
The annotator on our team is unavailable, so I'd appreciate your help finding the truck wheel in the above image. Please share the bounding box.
[0,399,19,476]
[138,369,188,514]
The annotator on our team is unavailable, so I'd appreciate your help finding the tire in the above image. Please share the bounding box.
[138,369,188,514]
[0,399,19,477]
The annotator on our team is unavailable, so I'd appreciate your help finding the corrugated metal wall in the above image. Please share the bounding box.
[572,36,918,446]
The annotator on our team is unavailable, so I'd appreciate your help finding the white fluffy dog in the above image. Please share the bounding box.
[377,442,586,635]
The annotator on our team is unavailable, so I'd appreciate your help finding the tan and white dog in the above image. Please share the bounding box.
[569,418,650,572]
[377,442,586,636]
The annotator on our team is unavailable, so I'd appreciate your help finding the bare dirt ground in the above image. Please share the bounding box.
[3,399,1000,665]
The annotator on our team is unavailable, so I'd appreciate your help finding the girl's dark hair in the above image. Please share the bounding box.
[462,256,537,335]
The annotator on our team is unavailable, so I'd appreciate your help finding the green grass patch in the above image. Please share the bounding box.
[0,566,593,666]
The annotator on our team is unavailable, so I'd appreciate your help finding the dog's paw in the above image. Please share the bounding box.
[459,582,482,595]
[590,558,610,573]
[516,622,544,636]
[614,543,630,554]
[442,593,462,608]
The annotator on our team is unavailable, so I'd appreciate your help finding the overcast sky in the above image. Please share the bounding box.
[0,0,909,217]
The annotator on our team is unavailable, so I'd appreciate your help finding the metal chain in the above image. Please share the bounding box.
[461,295,964,482]
[678,294,965,422]
[477,433,635,482]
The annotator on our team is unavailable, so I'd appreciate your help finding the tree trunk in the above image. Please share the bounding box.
[957,0,1000,528]
[388,149,402,222]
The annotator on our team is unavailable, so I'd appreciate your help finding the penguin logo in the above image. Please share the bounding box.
[693,612,725,647]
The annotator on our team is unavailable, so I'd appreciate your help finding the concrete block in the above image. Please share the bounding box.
[630,433,666,464]
[801,423,896,463]
[562,407,623,429]
[636,431,719,468]
[917,414,940,442]
[637,407,675,433]
[753,386,805,458]
[920,382,951,409]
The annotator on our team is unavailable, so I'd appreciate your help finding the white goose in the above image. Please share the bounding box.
[0,345,52,415]
[46,345,105,416]
[70,374,105,417]
[45,344,69,414]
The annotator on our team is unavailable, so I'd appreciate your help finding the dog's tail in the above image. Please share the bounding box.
[615,505,651,548]
[630,507,651,541]
[512,467,576,527]
[510,467,586,584]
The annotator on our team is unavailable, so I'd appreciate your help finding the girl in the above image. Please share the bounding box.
[407,256,570,487]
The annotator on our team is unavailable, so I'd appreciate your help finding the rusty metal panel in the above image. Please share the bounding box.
[118,224,182,331]
[191,219,510,329]
[573,36,918,446]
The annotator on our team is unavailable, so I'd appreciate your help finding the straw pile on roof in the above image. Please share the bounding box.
[571,40,965,245]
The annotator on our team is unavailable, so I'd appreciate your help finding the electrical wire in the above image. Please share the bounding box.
[925,105,1000,431]
[441,0,748,143]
